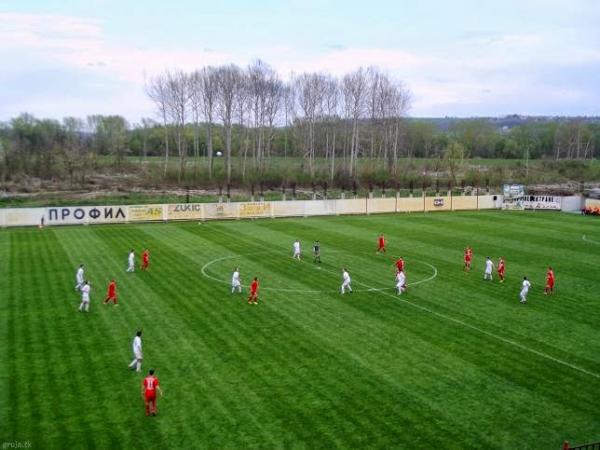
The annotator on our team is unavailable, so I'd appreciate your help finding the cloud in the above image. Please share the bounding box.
[0,12,599,120]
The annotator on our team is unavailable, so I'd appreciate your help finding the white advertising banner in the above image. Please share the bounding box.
[367,198,396,214]
[335,198,367,215]
[167,203,204,221]
[397,197,425,212]
[46,205,128,225]
[272,200,306,218]
[3,207,44,227]
[203,202,238,220]
[1,193,504,227]
[303,200,337,216]
[238,202,272,218]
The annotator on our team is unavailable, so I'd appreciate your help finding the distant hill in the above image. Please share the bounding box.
[409,115,600,131]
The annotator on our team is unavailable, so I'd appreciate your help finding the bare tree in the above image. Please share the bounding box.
[294,73,327,176]
[200,66,219,179]
[165,70,191,182]
[146,74,171,177]
[342,67,368,177]
[216,64,242,183]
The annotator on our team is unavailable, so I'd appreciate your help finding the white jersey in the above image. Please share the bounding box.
[76,268,84,284]
[81,284,90,302]
[342,271,351,283]
[396,271,406,286]
[485,260,494,274]
[132,336,142,355]
[521,279,531,293]
[231,271,241,286]
[128,252,135,265]
[293,241,300,253]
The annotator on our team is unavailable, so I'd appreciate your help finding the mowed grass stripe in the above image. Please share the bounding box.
[130,224,410,447]
[217,215,600,373]
[195,217,596,446]
[139,223,492,444]
[3,211,600,449]
[172,220,584,444]
[88,225,301,447]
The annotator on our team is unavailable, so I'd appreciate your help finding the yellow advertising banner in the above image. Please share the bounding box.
[128,204,164,221]
[238,202,271,218]
[167,203,204,220]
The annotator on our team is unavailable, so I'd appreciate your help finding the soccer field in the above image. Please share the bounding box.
[1,211,599,449]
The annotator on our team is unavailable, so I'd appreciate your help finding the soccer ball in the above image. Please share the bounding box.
[216,151,223,157]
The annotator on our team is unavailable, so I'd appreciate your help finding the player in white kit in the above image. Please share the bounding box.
[395,270,406,295]
[231,267,242,294]
[78,281,91,312]
[128,330,143,372]
[292,240,301,260]
[341,268,352,294]
[126,249,135,272]
[520,277,531,304]
[484,257,494,281]
[75,264,85,291]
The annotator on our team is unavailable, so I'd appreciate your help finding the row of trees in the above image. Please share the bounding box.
[145,61,411,183]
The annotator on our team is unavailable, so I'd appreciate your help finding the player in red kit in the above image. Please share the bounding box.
[377,234,386,254]
[141,249,150,271]
[142,369,162,416]
[103,279,118,305]
[544,266,555,295]
[395,257,405,272]
[248,277,259,305]
[464,247,472,272]
[497,257,505,283]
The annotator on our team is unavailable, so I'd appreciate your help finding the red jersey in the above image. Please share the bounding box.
[378,237,385,247]
[250,280,259,294]
[396,259,404,271]
[107,281,116,297]
[498,260,505,273]
[142,251,149,263]
[546,270,555,285]
[464,251,471,262]
[143,376,160,397]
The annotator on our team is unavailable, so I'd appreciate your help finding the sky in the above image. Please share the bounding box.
[1,0,599,122]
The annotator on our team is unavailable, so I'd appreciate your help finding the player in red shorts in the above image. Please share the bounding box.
[497,257,505,283]
[141,369,162,416]
[377,234,386,254]
[103,279,118,305]
[464,247,472,272]
[141,249,150,271]
[544,266,555,295]
[395,257,405,272]
[248,277,259,304]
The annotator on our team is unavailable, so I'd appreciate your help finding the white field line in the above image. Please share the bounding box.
[200,246,600,380]
[200,252,437,294]
[582,235,600,245]
[342,270,600,380]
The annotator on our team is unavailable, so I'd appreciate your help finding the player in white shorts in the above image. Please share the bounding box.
[520,277,531,304]
[292,239,301,260]
[341,268,352,294]
[484,257,494,281]
[231,267,242,294]
[395,270,406,295]
[78,281,91,312]
[127,249,135,272]
[75,264,85,291]
[128,330,143,372]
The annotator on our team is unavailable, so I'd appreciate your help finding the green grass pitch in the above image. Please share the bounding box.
[1,211,599,449]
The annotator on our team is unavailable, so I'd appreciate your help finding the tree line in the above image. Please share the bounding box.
[1,60,599,189]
